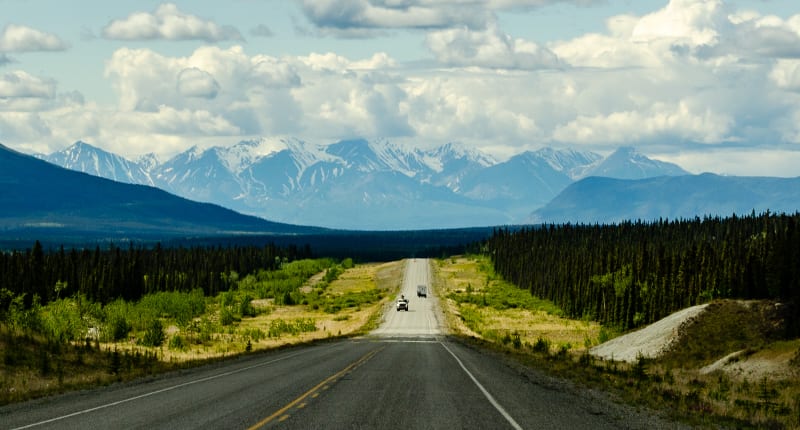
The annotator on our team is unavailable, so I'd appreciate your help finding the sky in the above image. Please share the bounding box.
[2,0,800,176]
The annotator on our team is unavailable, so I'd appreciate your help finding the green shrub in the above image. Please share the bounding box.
[39,298,84,343]
[532,336,550,354]
[140,319,165,347]
[219,308,235,326]
[239,294,256,318]
[168,334,187,350]
[267,318,317,338]
[241,327,266,342]
[138,290,205,326]
[107,315,130,342]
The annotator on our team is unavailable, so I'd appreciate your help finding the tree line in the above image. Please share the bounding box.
[0,242,310,311]
[487,212,800,333]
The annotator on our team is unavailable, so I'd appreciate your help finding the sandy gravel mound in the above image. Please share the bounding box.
[700,348,797,379]
[590,304,708,363]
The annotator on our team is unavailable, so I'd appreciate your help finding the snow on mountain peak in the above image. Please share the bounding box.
[432,142,496,165]
[136,153,160,171]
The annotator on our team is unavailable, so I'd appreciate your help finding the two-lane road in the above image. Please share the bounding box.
[1,259,686,429]
[370,258,441,338]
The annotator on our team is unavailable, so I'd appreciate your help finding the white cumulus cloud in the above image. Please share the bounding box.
[0,70,56,99]
[771,59,800,91]
[426,23,560,69]
[177,68,220,99]
[102,3,242,42]
[0,25,68,52]
[552,101,734,145]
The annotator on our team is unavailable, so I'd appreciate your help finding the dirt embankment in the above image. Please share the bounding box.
[589,304,708,363]
[590,300,798,380]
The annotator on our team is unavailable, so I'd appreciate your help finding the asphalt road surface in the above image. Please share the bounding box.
[1,259,686,429]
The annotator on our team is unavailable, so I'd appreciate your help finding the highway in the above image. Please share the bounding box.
[0,259,685,429]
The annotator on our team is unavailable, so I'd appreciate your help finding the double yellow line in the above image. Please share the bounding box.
[248,346,383,429]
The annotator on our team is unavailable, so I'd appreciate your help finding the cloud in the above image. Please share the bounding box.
[0,70,56,99]
[114,105,241,136]
[663,149,800,177]
[104,46,300,111]
[0,111,52,142]
[298,0,609,35]
[552,101,734,145]
[0,25,68,52]
[426,23,560,69]
[487,0,605,7]
[554,0,800,70]
[102,3,243,42]
[176,68,220,99]
[299,0,491,35]
[402,71,543,144]
[729,12,800,59]
[771,59,800,91]
[0,54,13,66]
[4,0,800,179]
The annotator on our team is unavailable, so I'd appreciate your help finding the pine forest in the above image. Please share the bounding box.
[487,212,800,333]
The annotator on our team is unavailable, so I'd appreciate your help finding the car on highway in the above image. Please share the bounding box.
[417,285,427,298]
[396,297,409,311]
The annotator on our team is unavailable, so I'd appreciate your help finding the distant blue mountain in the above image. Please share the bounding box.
[38,139,694,229]
[0,143,321,238]
[530,173,800,224]
[580,146,688,179]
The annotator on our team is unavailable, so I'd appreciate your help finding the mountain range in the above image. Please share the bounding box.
[35,139,689,229]
[0,143,322,239]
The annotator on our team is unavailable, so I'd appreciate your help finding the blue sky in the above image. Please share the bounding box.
[2,0,800,176]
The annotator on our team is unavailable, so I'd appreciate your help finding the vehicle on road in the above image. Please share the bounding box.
[396,296,409,311]
[417,285,427,298]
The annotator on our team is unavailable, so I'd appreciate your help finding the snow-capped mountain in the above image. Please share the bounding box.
[531,147,603,180]
[579,146,688,179]
[153,145,244,206]
[40,141,155,186]
[39,139,687,229]
[422,142,496,191]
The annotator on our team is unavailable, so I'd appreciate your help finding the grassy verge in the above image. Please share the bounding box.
[434,255,800,429]
[435,255,606,352]
[0,259,404,405]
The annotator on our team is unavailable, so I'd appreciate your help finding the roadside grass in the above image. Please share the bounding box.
[434,255,800,429]
[435,255,602,353]
[0,259,404,405]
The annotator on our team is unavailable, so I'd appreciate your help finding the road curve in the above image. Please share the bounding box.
[0,259,687,430]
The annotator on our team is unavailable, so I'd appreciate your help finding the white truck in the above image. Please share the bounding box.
[396,296,409,311]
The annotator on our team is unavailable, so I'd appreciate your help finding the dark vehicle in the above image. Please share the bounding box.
[417,285,427,298]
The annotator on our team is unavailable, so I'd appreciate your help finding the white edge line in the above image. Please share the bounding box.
[13,345,331,430]
[440,342,523,430]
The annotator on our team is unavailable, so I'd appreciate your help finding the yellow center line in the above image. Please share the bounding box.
[247,347,383,430]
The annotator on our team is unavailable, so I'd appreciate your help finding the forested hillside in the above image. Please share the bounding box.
[0,242,309,308]
[488,212,800,333]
